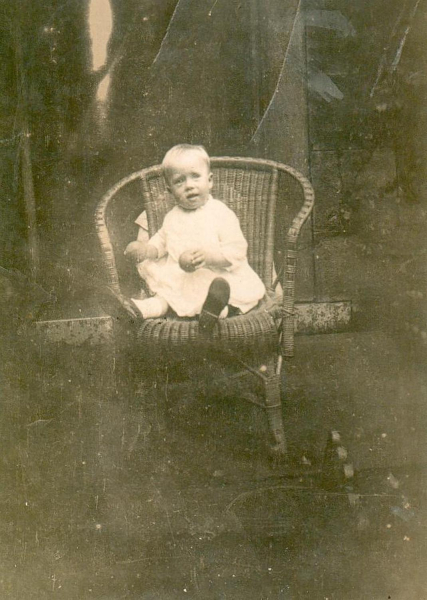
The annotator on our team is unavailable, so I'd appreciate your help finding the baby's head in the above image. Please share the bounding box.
[162,144,213,210]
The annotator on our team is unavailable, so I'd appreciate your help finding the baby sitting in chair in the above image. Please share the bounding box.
[106,144,265,334]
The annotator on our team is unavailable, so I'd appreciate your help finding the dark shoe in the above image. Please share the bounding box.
[98,286,140,323]
[199,277,230,336]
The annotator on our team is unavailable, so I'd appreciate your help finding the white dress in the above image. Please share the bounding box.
[136,196,265,317]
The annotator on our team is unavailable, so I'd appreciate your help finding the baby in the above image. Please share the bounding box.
[123,144,265,331]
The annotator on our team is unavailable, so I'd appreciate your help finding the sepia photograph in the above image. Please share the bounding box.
[0,0,426,597]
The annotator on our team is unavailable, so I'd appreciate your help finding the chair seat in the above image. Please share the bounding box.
[136,291,282,359]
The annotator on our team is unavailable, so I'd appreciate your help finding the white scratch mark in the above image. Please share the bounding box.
[391,0,421,71]
[226,485,402,513]
[96,72,111,105]
[116,557,153,564]
[26,418,53,427]
[127,423,142,456]
[88,0,113,71]
[208,0,220,17]
[370,5,407,98]
[370,0,421,97]
[250,0,303,142]
[151,0,183,67]
[121,417,126,450]
[390,27,411,70]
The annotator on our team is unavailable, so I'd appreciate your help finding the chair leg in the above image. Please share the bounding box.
[262,364,287,458]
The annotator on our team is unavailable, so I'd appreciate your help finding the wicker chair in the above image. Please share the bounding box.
[95,157,314,457]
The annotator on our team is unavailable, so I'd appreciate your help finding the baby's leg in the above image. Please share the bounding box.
[199,278,230,335]
[131,295,169,318]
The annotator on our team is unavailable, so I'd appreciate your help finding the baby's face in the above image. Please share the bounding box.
[166,151,213,210]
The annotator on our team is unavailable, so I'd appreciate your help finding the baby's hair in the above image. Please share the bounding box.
[162,144,210,183]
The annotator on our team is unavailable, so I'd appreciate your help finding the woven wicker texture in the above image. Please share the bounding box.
[136,292,281,361]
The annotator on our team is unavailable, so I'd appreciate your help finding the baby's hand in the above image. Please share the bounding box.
[125,241,158,263]
[124,241,147,263]
[179,249,206,272]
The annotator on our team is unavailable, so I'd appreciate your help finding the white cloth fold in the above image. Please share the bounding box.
[137,196,265,317]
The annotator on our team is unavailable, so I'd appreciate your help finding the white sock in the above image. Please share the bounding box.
[131,295,169,318]
[219,306,229,319]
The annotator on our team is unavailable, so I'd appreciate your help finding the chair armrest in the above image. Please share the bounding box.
[95,170,150,294]
[279,167,315,358]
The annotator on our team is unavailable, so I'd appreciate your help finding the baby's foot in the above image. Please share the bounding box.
[199,278,230,337]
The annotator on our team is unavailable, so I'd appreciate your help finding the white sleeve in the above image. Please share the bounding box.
[217,206,247,270]
[135,211,148,231]
[135,211,150,243]
[137,228,150,243]
[135,210,168,257]
[147,227,168,258]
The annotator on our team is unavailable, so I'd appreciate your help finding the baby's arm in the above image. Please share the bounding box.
[178,248,230,272]
[216,208,247,268]
[125,224,166,263]
[179,207,246,272]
